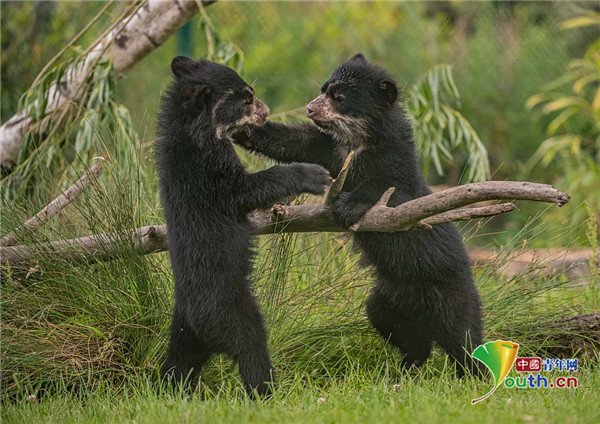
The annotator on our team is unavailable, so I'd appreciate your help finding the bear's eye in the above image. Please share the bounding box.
[244,95,253,105]
[332,93,345,103]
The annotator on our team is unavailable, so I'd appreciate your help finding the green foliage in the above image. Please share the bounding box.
[3,0,493,205]
[0,1,109,119]
[526,9,600,229]
[526,42,600,168]
[4,57,140,200]
[561,7,600,30]
[3,364,600,423]
[2,4,599,419]
[585,204,600,309]
[442,2,578,182]
[1,149,166,398]
[407,64,489,183]
[198,3,244,73]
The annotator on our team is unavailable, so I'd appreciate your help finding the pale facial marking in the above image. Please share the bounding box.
[308,94,367,148]
[213,91,269,141]
[211,91,234,126]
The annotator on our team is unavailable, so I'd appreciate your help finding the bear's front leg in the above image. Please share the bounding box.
[330,191,373,228]
[331,180,415,229]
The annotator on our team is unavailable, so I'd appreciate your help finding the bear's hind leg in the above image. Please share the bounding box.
[365,287,433,368]
[434,287,484,378]
[162,306,211,390]
[220,287,275,397]
[436,329,484,378]
[237,344,275,397]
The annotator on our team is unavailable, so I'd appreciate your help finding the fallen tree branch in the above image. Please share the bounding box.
[418,203,517,229]
[0,181,570,267]
[0,0,216,169]
[0,225,165,266]
[1,163,104,247]
[470,247,598,267]
[534,314,600,359]
[351,181,569,231]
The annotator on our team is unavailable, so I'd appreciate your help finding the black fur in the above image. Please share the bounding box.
[156,57,331,396]
[234,53,483,376]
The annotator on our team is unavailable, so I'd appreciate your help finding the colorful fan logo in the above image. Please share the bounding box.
[471,340,519,404]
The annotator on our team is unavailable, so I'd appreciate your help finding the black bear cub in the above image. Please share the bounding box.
[156,56,331,396]
[235,54,483,375]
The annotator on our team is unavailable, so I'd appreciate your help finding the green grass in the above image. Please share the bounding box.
[2,364,599,424]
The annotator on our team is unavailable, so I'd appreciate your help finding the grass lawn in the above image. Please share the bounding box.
[2,363,599,424]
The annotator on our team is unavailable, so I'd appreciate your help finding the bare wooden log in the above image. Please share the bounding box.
[0,0,215,168]
[470,247,597,267]
[430,184,496,208]
[470,246,599,280]
[536,314,600,359]
[0,181,571,267]
[0,225,166,266]
[1,164,104,247]
[2,225,596,274]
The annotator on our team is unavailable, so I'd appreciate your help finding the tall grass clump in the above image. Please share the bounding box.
[1,140,170,399]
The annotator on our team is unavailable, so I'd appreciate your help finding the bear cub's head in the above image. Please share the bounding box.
[306,53,398,147]
[169,56,270,140]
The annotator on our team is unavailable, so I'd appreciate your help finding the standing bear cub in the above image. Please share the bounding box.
[156,56,331,396]
[234,54,483,375]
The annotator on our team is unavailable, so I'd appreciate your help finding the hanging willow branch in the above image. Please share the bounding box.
[0,0,216,169]
[0,180,570,267]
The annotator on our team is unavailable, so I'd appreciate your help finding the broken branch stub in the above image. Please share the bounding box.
[325,150,354,206]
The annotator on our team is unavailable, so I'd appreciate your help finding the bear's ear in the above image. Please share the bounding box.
[350,53,367,63]
[171,56,196,78]
[378,79,398,105]
[182,83,212,110]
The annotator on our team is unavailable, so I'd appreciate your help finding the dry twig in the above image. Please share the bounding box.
[1,163,104,246]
